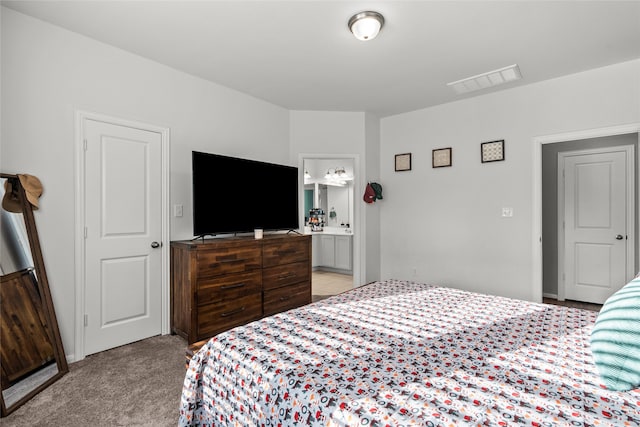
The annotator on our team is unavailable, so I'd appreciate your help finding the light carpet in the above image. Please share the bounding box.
[2,334,187,427]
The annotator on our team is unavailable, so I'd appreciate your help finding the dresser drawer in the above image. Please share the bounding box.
[262,238,310,267]
[171,235,311,345]
[197,245,261,278]
[263,282,310,316]
[197,293,262,339]
[262,261,309,291]
[196,271,262,306]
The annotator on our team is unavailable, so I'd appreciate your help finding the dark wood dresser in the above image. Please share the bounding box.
[171,233,311,344]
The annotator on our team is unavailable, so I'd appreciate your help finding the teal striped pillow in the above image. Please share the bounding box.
[590,279,640,391]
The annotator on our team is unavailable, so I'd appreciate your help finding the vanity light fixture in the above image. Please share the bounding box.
[324,168,353,185]
[335,167,351,179]
[348,11,385,41]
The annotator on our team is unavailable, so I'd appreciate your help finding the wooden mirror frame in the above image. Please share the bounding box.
[0,173,68,417]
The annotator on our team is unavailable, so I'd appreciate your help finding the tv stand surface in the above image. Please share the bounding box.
[170,233,311,344]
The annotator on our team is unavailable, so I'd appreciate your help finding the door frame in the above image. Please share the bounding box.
[532,122,640,303]
[556,145,635,301]
[298,153,361,287]
[74,110,170,362]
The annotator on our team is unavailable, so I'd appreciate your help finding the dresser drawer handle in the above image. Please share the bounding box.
[277,273,296,280]
[220,282,246,290]
[209,258,250,267]
[220,306,246,317]
[279,296,290,301]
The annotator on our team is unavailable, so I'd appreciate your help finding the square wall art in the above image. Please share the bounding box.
[481,140,505,163]
[432,147,452,168]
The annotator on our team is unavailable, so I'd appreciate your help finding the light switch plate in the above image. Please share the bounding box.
[174,204,183,217]
[502,207,513,217]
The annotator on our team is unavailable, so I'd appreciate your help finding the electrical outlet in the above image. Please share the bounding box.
[174,204,183,217]
[501,207,513,217]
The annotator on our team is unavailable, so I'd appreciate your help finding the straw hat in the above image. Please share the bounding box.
[1,174,43,213]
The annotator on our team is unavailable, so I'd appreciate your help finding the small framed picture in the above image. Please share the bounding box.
[432,147,452,168]
[395,153,412,171]
[481,140,505,163]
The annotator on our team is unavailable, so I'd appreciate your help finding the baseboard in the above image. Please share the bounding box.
[543,292,558,300]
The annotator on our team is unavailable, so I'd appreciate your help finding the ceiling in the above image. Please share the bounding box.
[3,1,639,117]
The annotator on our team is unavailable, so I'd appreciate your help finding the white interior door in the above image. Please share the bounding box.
[560,147,633,304]
[83,119,163,355]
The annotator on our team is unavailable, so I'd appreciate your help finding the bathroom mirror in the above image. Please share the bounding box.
[0,173,68,417]
[303,159,354,228]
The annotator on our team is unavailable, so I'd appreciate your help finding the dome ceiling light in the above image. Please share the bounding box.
[348,11,385,41]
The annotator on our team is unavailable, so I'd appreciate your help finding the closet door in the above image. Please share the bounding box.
[83,118,163,355]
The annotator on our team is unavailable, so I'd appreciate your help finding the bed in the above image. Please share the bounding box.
[178,279,640,426]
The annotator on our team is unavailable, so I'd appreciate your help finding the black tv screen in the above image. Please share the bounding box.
[192,151,299,237]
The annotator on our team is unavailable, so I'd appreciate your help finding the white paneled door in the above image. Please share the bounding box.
[561,146,633,304]
[83,119,163,356]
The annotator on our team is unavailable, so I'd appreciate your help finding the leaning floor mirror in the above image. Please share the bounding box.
[0,173,68,417]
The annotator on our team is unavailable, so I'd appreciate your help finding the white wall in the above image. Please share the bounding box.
[364,113,381,284]
[1,7,290,358]
[290,110,369,285]
[290,110,366,155]
[380,60,640,302]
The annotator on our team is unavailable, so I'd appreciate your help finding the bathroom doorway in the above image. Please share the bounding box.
[300,156,358,298]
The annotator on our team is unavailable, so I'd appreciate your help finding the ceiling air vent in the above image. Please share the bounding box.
[447,64,522,94]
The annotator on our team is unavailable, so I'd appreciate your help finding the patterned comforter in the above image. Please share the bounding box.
[178,280,640,426]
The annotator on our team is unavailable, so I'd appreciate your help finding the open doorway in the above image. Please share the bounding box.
[539,129,639,305]
[301,156,357,300]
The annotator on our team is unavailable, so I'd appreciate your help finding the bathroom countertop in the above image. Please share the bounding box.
[303,226,353,236]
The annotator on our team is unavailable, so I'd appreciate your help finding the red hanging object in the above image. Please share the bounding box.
[363,183,375,204]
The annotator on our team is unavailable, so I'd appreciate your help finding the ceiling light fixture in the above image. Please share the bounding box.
[348,11,384,41]
[447,64,522,94]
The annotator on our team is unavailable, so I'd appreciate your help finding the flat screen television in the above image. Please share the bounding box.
[192,151,299,237]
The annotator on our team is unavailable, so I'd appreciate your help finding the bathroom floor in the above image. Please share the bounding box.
[312,271,352,301]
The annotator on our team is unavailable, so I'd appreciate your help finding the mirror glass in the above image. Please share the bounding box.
[0,175,67,417]
[303,159,354,230]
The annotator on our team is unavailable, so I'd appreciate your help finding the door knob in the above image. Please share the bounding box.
[151,241,161,248]
[615,235,624,240]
